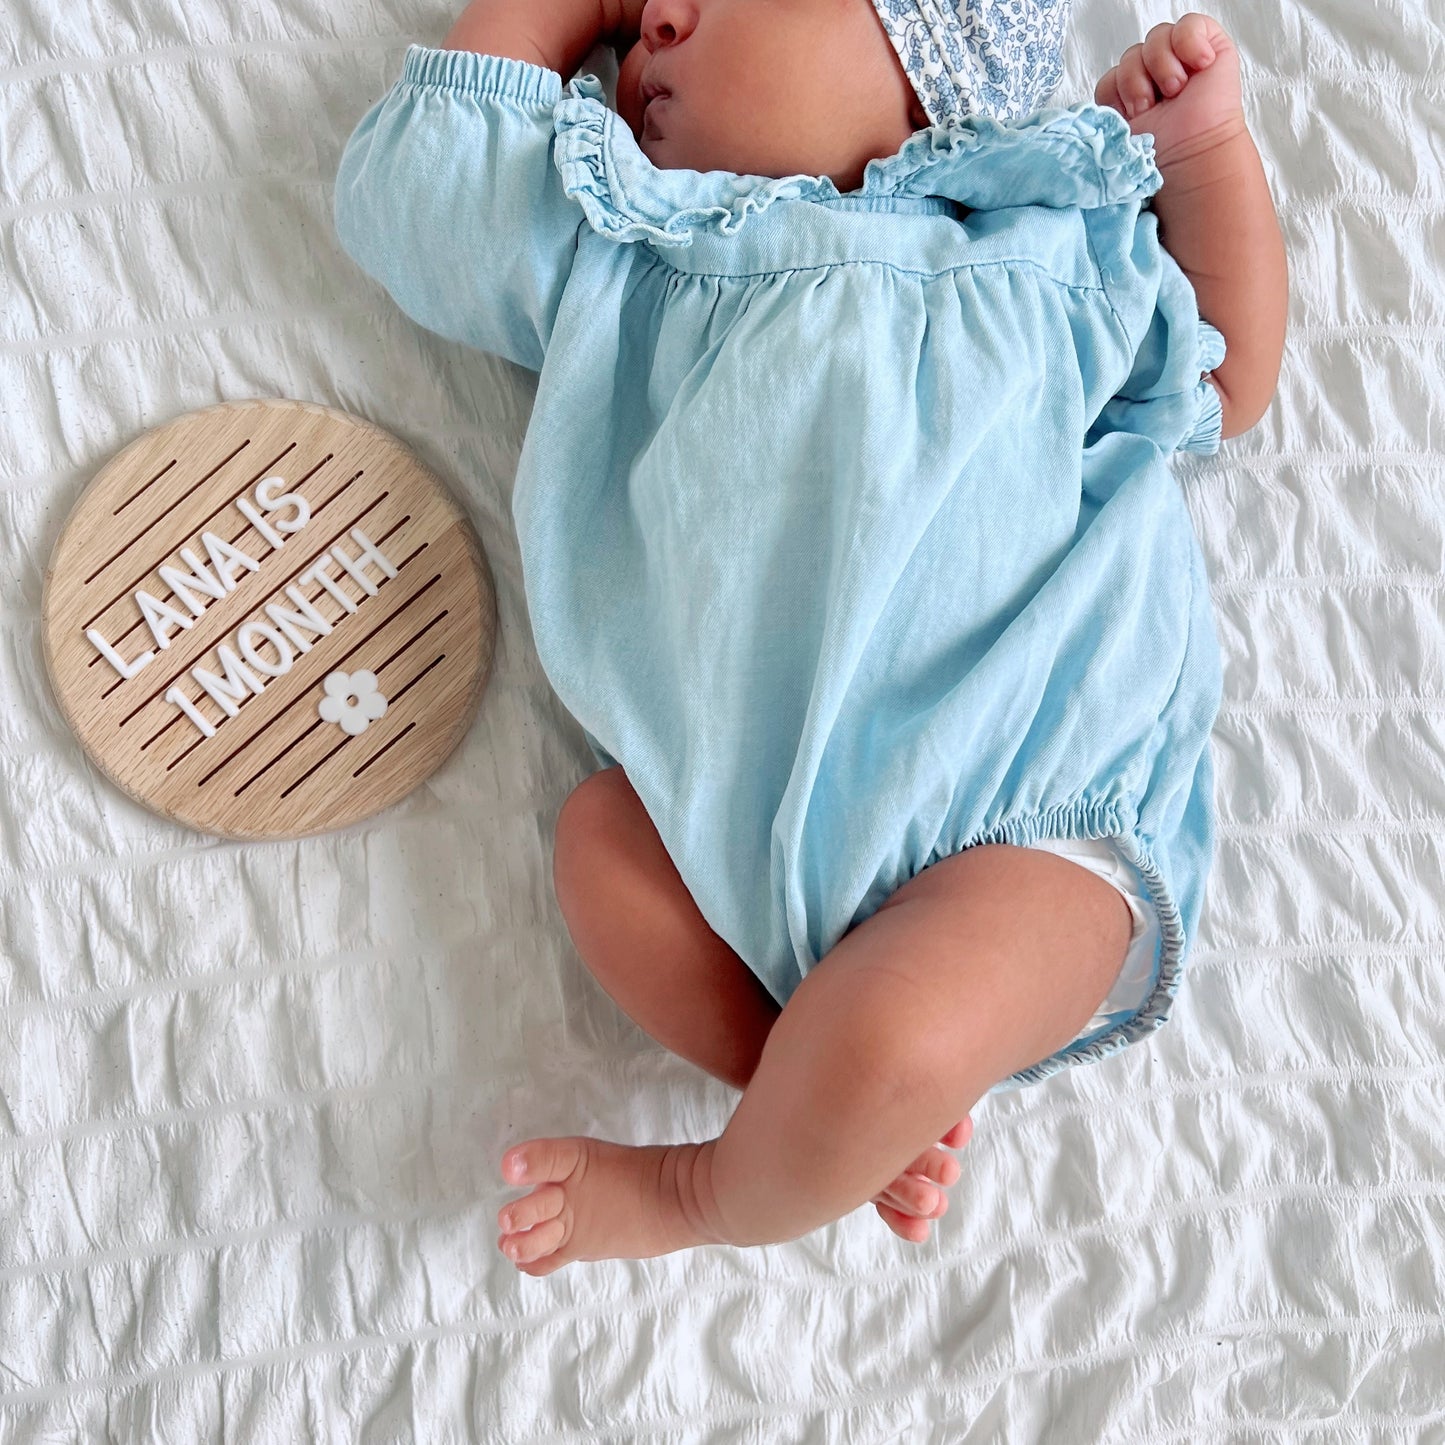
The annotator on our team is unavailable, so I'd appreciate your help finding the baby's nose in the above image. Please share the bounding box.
[640,0,696,52]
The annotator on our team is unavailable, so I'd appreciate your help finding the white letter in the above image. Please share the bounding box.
[264,588,334,654]
[192,646,265,717]
[255,476,310,533]
[86,627,155,681]
[235,496,285,549]
[237,621,293,678]
[298,555,358,614]
[159,549,228,617]
[135,589,194,650]
[333,527,398,592]
[202,532,262,591]
[165,686,216,738]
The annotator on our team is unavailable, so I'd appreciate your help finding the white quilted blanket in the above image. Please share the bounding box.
[3,0,1442,1438]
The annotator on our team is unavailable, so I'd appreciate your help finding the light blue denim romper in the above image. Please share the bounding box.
[333,44,1227,1090]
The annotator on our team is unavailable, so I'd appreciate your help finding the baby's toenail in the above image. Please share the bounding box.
[501,1212,512,1229]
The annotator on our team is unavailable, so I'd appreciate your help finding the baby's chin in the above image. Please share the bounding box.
[615,99,685,170]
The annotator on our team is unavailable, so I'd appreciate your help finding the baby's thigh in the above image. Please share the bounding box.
[551,766,679,963]
[552,766,775,1009]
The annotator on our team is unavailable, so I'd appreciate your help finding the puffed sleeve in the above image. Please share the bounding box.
[332,45,582,373]
[1086,208,1229,456]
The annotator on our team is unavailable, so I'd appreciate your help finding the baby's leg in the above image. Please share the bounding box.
[551,765,966,1235]
[687,841,1134,1248]
[551,765,782,1093]
[496,837,1132,1271]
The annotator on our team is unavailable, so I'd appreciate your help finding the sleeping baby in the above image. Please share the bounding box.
[333,0,1287,1274]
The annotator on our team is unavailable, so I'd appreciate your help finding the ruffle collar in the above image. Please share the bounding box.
[552,73,1163,247]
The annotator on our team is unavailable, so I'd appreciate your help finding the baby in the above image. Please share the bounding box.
[333,1,1287,1274]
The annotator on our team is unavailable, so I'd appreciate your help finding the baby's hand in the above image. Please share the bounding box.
[602,0,648,53]
[1094,13,1247,168]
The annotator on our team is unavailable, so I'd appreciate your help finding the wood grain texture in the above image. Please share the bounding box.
[41,398,497,840]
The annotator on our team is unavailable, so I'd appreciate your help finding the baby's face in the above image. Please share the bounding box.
[614,0,929,193]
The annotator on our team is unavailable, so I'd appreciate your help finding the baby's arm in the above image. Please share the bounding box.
[442,0,637,77]
[1096,15,1288,440]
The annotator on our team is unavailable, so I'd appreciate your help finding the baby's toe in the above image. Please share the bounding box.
[885,1171,946,1219]
[874,1200,932,1243]
[499,1182,565,1236]
[908,1144,962,1190]
[940,1117,974,1149]
[503,1136,584,1186]
[504,1216,568,1266]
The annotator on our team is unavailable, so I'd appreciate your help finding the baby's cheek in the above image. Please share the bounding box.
[615,40,648,137]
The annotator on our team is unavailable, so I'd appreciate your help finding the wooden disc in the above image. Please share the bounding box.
[41,398,497,840]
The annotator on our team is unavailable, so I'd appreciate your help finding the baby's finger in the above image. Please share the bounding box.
[1114,43,1156,119]
[1172,11,1221,69]
[1141,21,1189,98]
[1093,65,1124,114]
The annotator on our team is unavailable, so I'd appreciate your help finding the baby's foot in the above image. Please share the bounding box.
[870,1117,971,1243]
[497,1135,720,1276]
[496,1119,975,1272]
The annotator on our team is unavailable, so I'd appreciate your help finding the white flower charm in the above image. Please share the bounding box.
[318,669,388,736]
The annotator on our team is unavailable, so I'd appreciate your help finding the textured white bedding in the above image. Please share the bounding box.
[3,0,1443,1438]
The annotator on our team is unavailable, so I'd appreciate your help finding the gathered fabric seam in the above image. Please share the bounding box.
[616,247,1113,290]
[1079,205,1134,358]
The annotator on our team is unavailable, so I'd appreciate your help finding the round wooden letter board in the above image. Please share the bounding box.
[42,399,497,840]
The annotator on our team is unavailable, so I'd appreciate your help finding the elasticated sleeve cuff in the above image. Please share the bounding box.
[1179,319,1228,455]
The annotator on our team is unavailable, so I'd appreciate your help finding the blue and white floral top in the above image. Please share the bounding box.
[333,44,1227,1088]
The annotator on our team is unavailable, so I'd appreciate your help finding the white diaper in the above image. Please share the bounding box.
[1023,834,1161,1042]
